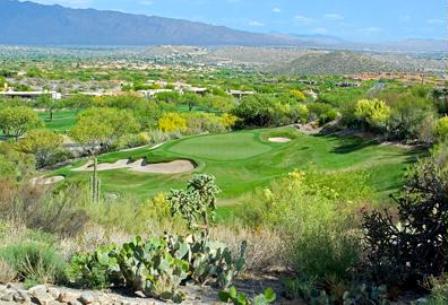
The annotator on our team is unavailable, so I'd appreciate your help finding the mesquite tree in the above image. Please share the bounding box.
[71,107,139,202]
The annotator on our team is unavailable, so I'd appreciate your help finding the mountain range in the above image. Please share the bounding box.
[0,0,446,52]
[0,0,299,46]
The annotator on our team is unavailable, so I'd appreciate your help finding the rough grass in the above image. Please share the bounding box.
[53,127,418,207]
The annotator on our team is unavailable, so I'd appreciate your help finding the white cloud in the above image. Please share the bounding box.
[324,13,344,21]
[428,19,444,25]
[272,7,281,13]
[248,20,264,27]
[294,15,314,25]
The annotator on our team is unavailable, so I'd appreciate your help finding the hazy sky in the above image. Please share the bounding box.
[25,0,446,42]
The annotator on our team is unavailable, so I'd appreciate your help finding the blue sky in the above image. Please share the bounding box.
[27,0,446,42]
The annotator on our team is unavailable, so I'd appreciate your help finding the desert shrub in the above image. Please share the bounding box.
[363,146,448,288]
[427,276,448,305]
[184,112,230,134]
[433,116,448,142]
[354,99,391,131]
[0,142,35,181]
[238,170,364,284]
[7,185,89,238]
[307,102,338,125]
[386,96,435,141]
[158,112,187,133]
[115,132,152,149]
[219,286,276,305]
[0,242,67,286]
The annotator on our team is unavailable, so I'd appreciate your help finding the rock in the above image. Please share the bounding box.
[28,285,48,295]
[58,292,76,303]
[47,288,60,300]
[30,291,54,305]
[79,292,95,305]
[68,300,83,305]
[13,290,31,303]
[0,292,14,302]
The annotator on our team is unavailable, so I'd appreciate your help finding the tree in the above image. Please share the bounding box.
[17,129,64,168]
[0,106,42,141]
[36,95,57,122]
[71,108,139,202]
[182,93,202,112]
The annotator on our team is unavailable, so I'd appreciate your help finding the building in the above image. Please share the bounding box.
[0,90,62,100]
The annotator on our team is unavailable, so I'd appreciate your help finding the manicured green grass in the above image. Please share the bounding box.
[54,127,418,207]
[38,110,77,133]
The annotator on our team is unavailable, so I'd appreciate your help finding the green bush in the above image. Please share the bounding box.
[307,102,338,125]
[219,286,276,305]
[0,242,67,286]
[69,245,122,289]
[363,146,448,287]
[434,116,448,142]
[237,170,364,285]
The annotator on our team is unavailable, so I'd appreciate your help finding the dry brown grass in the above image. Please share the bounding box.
[210,225,288,272]
[0,259,17,284]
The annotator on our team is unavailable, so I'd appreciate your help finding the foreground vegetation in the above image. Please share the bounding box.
[1,57,448,304]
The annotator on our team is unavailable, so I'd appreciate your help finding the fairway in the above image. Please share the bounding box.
[54,127,417,205]
[38,110,77,133]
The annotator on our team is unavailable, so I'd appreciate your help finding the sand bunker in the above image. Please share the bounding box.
[31,176,65,185]
[73,159,195,174]
[130,160,195,174]
[268,137,291,143]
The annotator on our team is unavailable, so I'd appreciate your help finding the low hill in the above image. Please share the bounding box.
[272,51,400,75]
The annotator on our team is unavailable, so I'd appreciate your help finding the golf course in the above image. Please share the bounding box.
[52,127,417,206]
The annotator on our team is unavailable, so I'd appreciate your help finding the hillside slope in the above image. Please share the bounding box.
[273,51,400,75]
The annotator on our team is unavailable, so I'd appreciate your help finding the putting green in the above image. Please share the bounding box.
[166,132,272,160]
[54,127,418,205]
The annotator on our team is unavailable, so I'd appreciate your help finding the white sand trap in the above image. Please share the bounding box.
[31,176,65,185]
[130,160,195,174]
[268,137,291,143]
[73,159,139,172]
[73,158,195,174]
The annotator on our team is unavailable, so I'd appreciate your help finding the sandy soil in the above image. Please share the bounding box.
[268,137,291,143]
[73,159,195,174]
[31,176,65,185]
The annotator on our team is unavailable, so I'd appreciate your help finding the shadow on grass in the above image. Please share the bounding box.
[318,134,378,154]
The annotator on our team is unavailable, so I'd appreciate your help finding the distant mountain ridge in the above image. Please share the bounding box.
[0,0,300,46]
[0,0,446,52]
